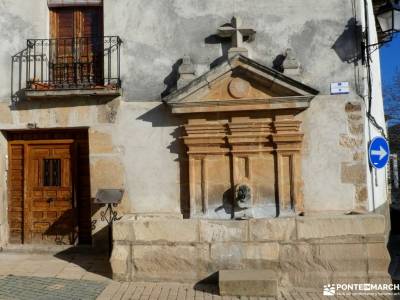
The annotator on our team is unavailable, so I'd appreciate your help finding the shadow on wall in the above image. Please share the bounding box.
[136,102,181,128]
[161,58,183,98]
[44,209,76,245]
[215,188,235,218]
[137,103,190,217]
[272,54,285,73]
[204,33,231,69]
[331,17,363,65]
[90,201,112,251]
[161,31,231,99]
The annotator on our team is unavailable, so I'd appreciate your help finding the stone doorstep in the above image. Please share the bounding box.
[0,244,104,255]
[219,269,278,297]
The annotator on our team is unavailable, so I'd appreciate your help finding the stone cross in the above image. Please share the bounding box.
[217,16,256,58]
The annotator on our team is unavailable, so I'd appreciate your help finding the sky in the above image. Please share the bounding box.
[379,34,400,125]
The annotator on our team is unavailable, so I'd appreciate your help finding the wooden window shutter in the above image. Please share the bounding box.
[49,6,104,86]
[50,7,103,38]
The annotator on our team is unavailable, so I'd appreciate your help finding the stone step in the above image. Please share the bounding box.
[219,269,278,297]
[0,244,104,255]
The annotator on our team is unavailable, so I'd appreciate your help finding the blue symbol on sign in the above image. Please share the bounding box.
[368,136,390,169]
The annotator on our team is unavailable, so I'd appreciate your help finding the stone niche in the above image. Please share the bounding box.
[164,55,318,219]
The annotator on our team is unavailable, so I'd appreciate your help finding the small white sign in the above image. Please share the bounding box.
[330,82,349,95]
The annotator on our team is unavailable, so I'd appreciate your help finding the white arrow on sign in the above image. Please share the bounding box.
[371,146,388,161]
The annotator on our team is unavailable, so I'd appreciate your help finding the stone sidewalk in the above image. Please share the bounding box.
[97,281,395,300]
[0,252,394,299]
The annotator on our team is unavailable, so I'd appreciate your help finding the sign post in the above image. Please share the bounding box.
[368,136,390,169]
[94,189,124,257]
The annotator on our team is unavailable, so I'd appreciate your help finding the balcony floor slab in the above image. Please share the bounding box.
[24,88,121,100]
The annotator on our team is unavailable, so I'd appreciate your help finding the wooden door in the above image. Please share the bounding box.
[25,142,76,244]
[50,7,103,86]
[50,8,75,85]
[8,144,24,243]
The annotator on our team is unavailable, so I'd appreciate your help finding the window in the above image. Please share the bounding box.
[43,159,61,187]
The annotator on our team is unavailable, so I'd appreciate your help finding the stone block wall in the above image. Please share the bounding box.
[111,214,390,289]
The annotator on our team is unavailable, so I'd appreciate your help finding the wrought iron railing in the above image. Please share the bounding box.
[11,36,122,102]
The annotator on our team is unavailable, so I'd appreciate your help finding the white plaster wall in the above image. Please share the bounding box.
[0,0,48,100]
[113,101,182,215]
[362,0,388,212]
[103,0,358,99]
[300,95,356,211]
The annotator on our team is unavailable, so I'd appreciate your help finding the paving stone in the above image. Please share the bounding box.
[143,284,154,296]
[131,285,146,299]
[56,270,85,280]
[81,272,111,282]
[177,287,188,300]
[149,285,162,299]
[0,275,107,300]
[97,281,121,300]
[121,283,137,300]
[112,281,130,300]
[159,286,171,299]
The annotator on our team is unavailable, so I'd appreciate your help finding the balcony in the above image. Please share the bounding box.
[11,36,122,102]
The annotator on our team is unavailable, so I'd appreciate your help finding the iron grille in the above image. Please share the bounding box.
[11,36,122,102]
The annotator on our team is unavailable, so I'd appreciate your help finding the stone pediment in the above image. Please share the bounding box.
[163,55,319,114]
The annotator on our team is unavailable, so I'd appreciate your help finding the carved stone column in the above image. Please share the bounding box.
[272,118,304,213]
[183,121,228,217]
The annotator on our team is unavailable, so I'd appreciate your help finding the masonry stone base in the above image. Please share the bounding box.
[111,214,390,290]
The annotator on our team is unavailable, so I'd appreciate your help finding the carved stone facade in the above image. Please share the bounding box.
[164,55,318,219]
[0,1,391,293]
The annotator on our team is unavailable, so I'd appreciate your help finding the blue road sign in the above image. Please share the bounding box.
[368,136,390,169]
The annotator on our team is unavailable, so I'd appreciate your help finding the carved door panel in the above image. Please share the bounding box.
[25,142,76,244]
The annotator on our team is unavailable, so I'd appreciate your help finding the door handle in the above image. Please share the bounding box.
[47,198,54,204]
